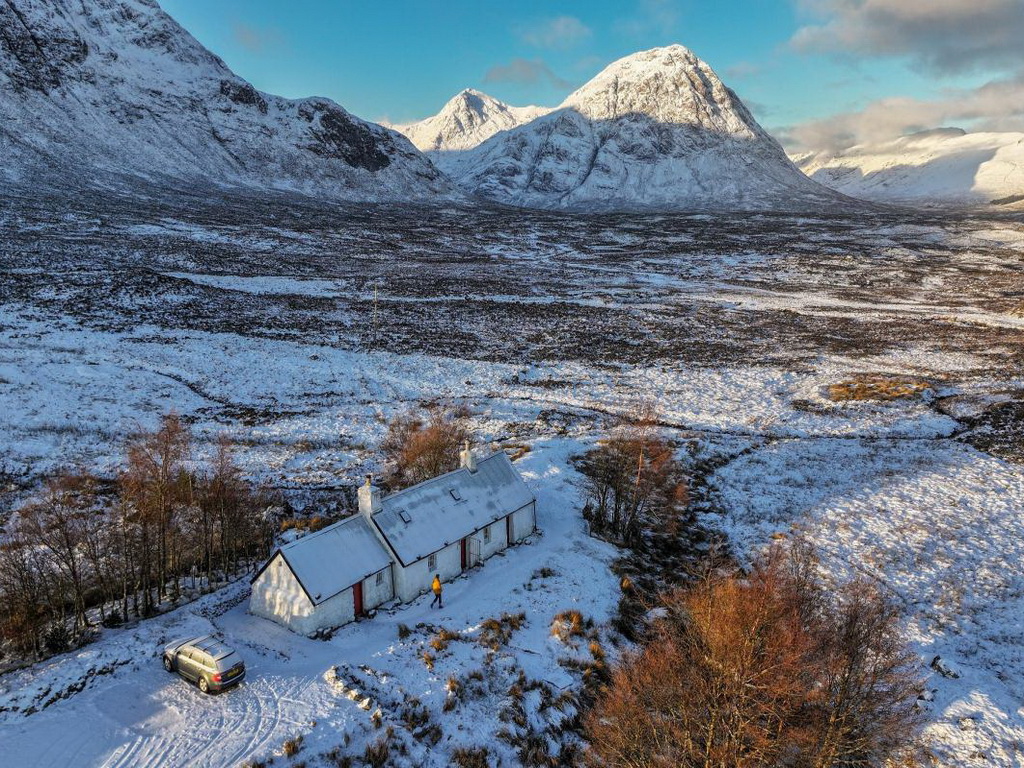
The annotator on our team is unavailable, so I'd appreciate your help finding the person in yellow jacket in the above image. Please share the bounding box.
[430,574,443,609]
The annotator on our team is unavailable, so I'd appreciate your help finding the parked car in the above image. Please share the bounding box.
[162,635,246,693]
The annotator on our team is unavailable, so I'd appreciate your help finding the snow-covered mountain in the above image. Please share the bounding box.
[433,45,839,210]
[390,89,550,152]
[793,130,1024,207]
[0,0,451,200]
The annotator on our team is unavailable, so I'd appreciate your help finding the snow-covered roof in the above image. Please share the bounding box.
[372,451,534,565]
[273,515,392,605]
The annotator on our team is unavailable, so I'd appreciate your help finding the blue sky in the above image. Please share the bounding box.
[159,0,1024,150]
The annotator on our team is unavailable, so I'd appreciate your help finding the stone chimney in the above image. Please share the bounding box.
[459,440,477,473]
[358,474,382,518]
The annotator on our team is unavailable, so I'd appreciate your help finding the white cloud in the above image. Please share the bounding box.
[520,16,592,50]
[725,61,763,79]
[614,0,681,40]
[777,70,1024,151]
[483,59,574,91]
[232,23,282,53]
[791,0,1024,74]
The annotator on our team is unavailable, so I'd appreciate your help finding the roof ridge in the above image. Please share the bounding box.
[383,450,507,506]
[280,512,368,549]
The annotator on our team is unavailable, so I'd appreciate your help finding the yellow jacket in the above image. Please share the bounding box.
[431,576,442,595]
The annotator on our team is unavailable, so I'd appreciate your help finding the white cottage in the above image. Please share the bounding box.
[249,514,394,635]
[360,445,536,604]
[249,444,536,634]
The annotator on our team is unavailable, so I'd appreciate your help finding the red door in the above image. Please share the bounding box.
[352,581,364,617]
[460,538,468,570]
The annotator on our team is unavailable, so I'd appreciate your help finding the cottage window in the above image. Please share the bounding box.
[428,553,437,570]
[376,571,384,586]
[483,525,492,544]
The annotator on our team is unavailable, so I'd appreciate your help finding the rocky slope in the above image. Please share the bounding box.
[0,0,451,200]
[793,129,1024,207]
[434,45,839,210]
[391,89,549,152]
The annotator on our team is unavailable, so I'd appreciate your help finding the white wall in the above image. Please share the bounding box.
[301,585,356,634]
[251,555,397,635]
[361,565,394,609]
[509,501,536,543]
[394,541,462,603]
[477,519,506,560]
[250,553,321,634]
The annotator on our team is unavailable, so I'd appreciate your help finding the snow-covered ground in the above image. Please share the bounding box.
[0,441,619,767]
[793,130,1024,207]
[2,198,1023,765]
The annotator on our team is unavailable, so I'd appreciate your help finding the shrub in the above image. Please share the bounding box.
[828,375,930,402]
[363,735,390,768]
[517,733,551,767]
[550,610,588,642]
[282,734,303,757]
[101,609,123,628]
[479,612,526,650]
[323,747,352,768]
[397,623,411,640]
[430,627,461,652]
[451,746,490,768]
[43,621,71,653]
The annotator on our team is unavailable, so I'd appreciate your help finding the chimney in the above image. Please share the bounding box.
[459,440,477,473]
[358,474,382,518]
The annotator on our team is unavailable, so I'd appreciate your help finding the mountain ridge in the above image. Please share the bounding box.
[428,45,843,211]
[391,89,550,152]
[793,130,1024,206]
[0,0,452,201]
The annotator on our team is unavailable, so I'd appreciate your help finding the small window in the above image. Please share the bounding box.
[398,510,412,524]
[449,488,462,501]
[428,553,437,570]
[483,525,492,544]
[376,570,384,586]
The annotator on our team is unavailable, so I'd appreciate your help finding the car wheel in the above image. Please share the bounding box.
[199,676,210,694]
[163,655,173,672]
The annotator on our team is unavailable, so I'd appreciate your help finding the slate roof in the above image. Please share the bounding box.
[371,451,535,565]
[270,515,392,605]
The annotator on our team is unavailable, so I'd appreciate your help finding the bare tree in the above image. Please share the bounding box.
[381,406,471,489]
[18,472,98,634]
[576,407,688,545]
[121,413,191,613]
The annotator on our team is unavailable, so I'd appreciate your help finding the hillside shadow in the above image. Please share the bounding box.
[427,107,872,212]
[809,147,1000,203]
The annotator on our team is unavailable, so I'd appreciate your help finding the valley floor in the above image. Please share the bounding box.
[1,193,1023,766]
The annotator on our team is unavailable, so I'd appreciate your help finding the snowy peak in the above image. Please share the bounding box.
[0,0,452,200]
[392,89,550,152]
[561,45,762,139]
[434,44,840,211]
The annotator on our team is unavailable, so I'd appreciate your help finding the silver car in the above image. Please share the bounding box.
[162,635,246,694]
